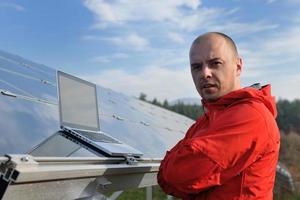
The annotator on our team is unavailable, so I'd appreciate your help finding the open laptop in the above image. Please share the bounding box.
[57,71,143,157]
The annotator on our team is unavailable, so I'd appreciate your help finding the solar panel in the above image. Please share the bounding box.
[0,49,194,157]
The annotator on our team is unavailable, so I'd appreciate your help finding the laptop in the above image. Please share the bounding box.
[57,71,143,157]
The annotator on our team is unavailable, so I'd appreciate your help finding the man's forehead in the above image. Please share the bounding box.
[190,41,225,59]
[190,50,220,62]
[190,36,233,62]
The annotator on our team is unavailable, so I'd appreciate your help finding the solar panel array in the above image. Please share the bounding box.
[0,49,195,157]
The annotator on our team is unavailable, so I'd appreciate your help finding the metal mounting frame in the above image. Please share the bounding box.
[0,155,160,200]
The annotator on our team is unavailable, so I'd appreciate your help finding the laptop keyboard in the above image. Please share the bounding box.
[74,130,121,144]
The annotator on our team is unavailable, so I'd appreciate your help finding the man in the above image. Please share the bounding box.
[157,32,280,199]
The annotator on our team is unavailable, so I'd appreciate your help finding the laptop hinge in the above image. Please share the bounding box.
[125,156,138,165]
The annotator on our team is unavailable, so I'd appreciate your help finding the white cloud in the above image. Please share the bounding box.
[235,21,300,100]
[238,24,300,73]
[124,33,149,50]
[209,21,278,36]
[0,3,24,11]
[113,53,129,59]
[83,0,278,34]
[82,35,102,41]
[239,48,290,78]
[83,33,149,51]
[268,73,300,100]
[168,32,185,44]
[91,56,111,63]
[83,0,119,28]
[286,0,300,4]
[83,0,202,23]
[261,26,300,58]
[83,0,225,31]
[170,7,223,31]
[225,7,240,15]
[84,66,198,101]
[266,0,277,4]
[90,53,129,63]
[148,48,189,68]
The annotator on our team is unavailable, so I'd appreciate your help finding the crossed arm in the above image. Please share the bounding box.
[157,103,269,198]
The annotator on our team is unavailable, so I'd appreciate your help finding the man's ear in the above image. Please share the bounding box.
[236,57,243,76]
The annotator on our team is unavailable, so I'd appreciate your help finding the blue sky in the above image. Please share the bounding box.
[1,0,300,101]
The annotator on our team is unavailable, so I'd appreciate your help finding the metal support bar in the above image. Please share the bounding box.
[109,191,123,200]
[0,177,9,200]
[0,155,160,200]
[146,186,152,200]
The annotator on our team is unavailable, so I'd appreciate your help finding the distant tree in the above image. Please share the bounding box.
[163,99,169,108]
[152,98,162,106]
[169,103,203,120]
[276,99,300,134]
[290,99,300,133]
[152,98,158,104]
[136,95,204,120]
[139,93,147,101]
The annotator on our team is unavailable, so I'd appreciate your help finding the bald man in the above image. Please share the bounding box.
[158,32,280,200]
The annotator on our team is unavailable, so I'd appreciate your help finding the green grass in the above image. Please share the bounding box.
[274,193,300,200]
[117,187,300,200]
[117,186,167,200]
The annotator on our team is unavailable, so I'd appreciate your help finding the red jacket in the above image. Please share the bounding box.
[158,85,280,200]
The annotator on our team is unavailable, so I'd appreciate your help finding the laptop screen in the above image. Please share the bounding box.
[57,71,100,132]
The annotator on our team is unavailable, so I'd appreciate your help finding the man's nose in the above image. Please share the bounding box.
[201,65,212,79]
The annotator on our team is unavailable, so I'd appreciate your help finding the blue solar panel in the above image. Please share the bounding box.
[0,50,194,157]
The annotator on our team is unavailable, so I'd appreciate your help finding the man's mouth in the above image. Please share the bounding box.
[202,83,217,89]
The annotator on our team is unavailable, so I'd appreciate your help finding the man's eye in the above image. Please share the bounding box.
[213,61,221,65]
[211,61,222,67]
[191,64,202,70]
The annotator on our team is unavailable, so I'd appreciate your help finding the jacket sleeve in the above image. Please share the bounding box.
[158,103,270,195]
[158,150,193,199]
[158,139,223,196]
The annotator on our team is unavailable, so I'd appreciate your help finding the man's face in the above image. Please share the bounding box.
[189,35,242,102]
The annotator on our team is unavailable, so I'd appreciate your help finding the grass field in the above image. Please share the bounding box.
[116,186,300,200]
[280,132,300,197]
[117,186,167,200]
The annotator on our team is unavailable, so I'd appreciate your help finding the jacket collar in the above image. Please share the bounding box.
[201,84,277,117]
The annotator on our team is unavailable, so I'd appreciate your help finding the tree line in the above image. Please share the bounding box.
[139,93,300,134]
[277,99,300,134]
